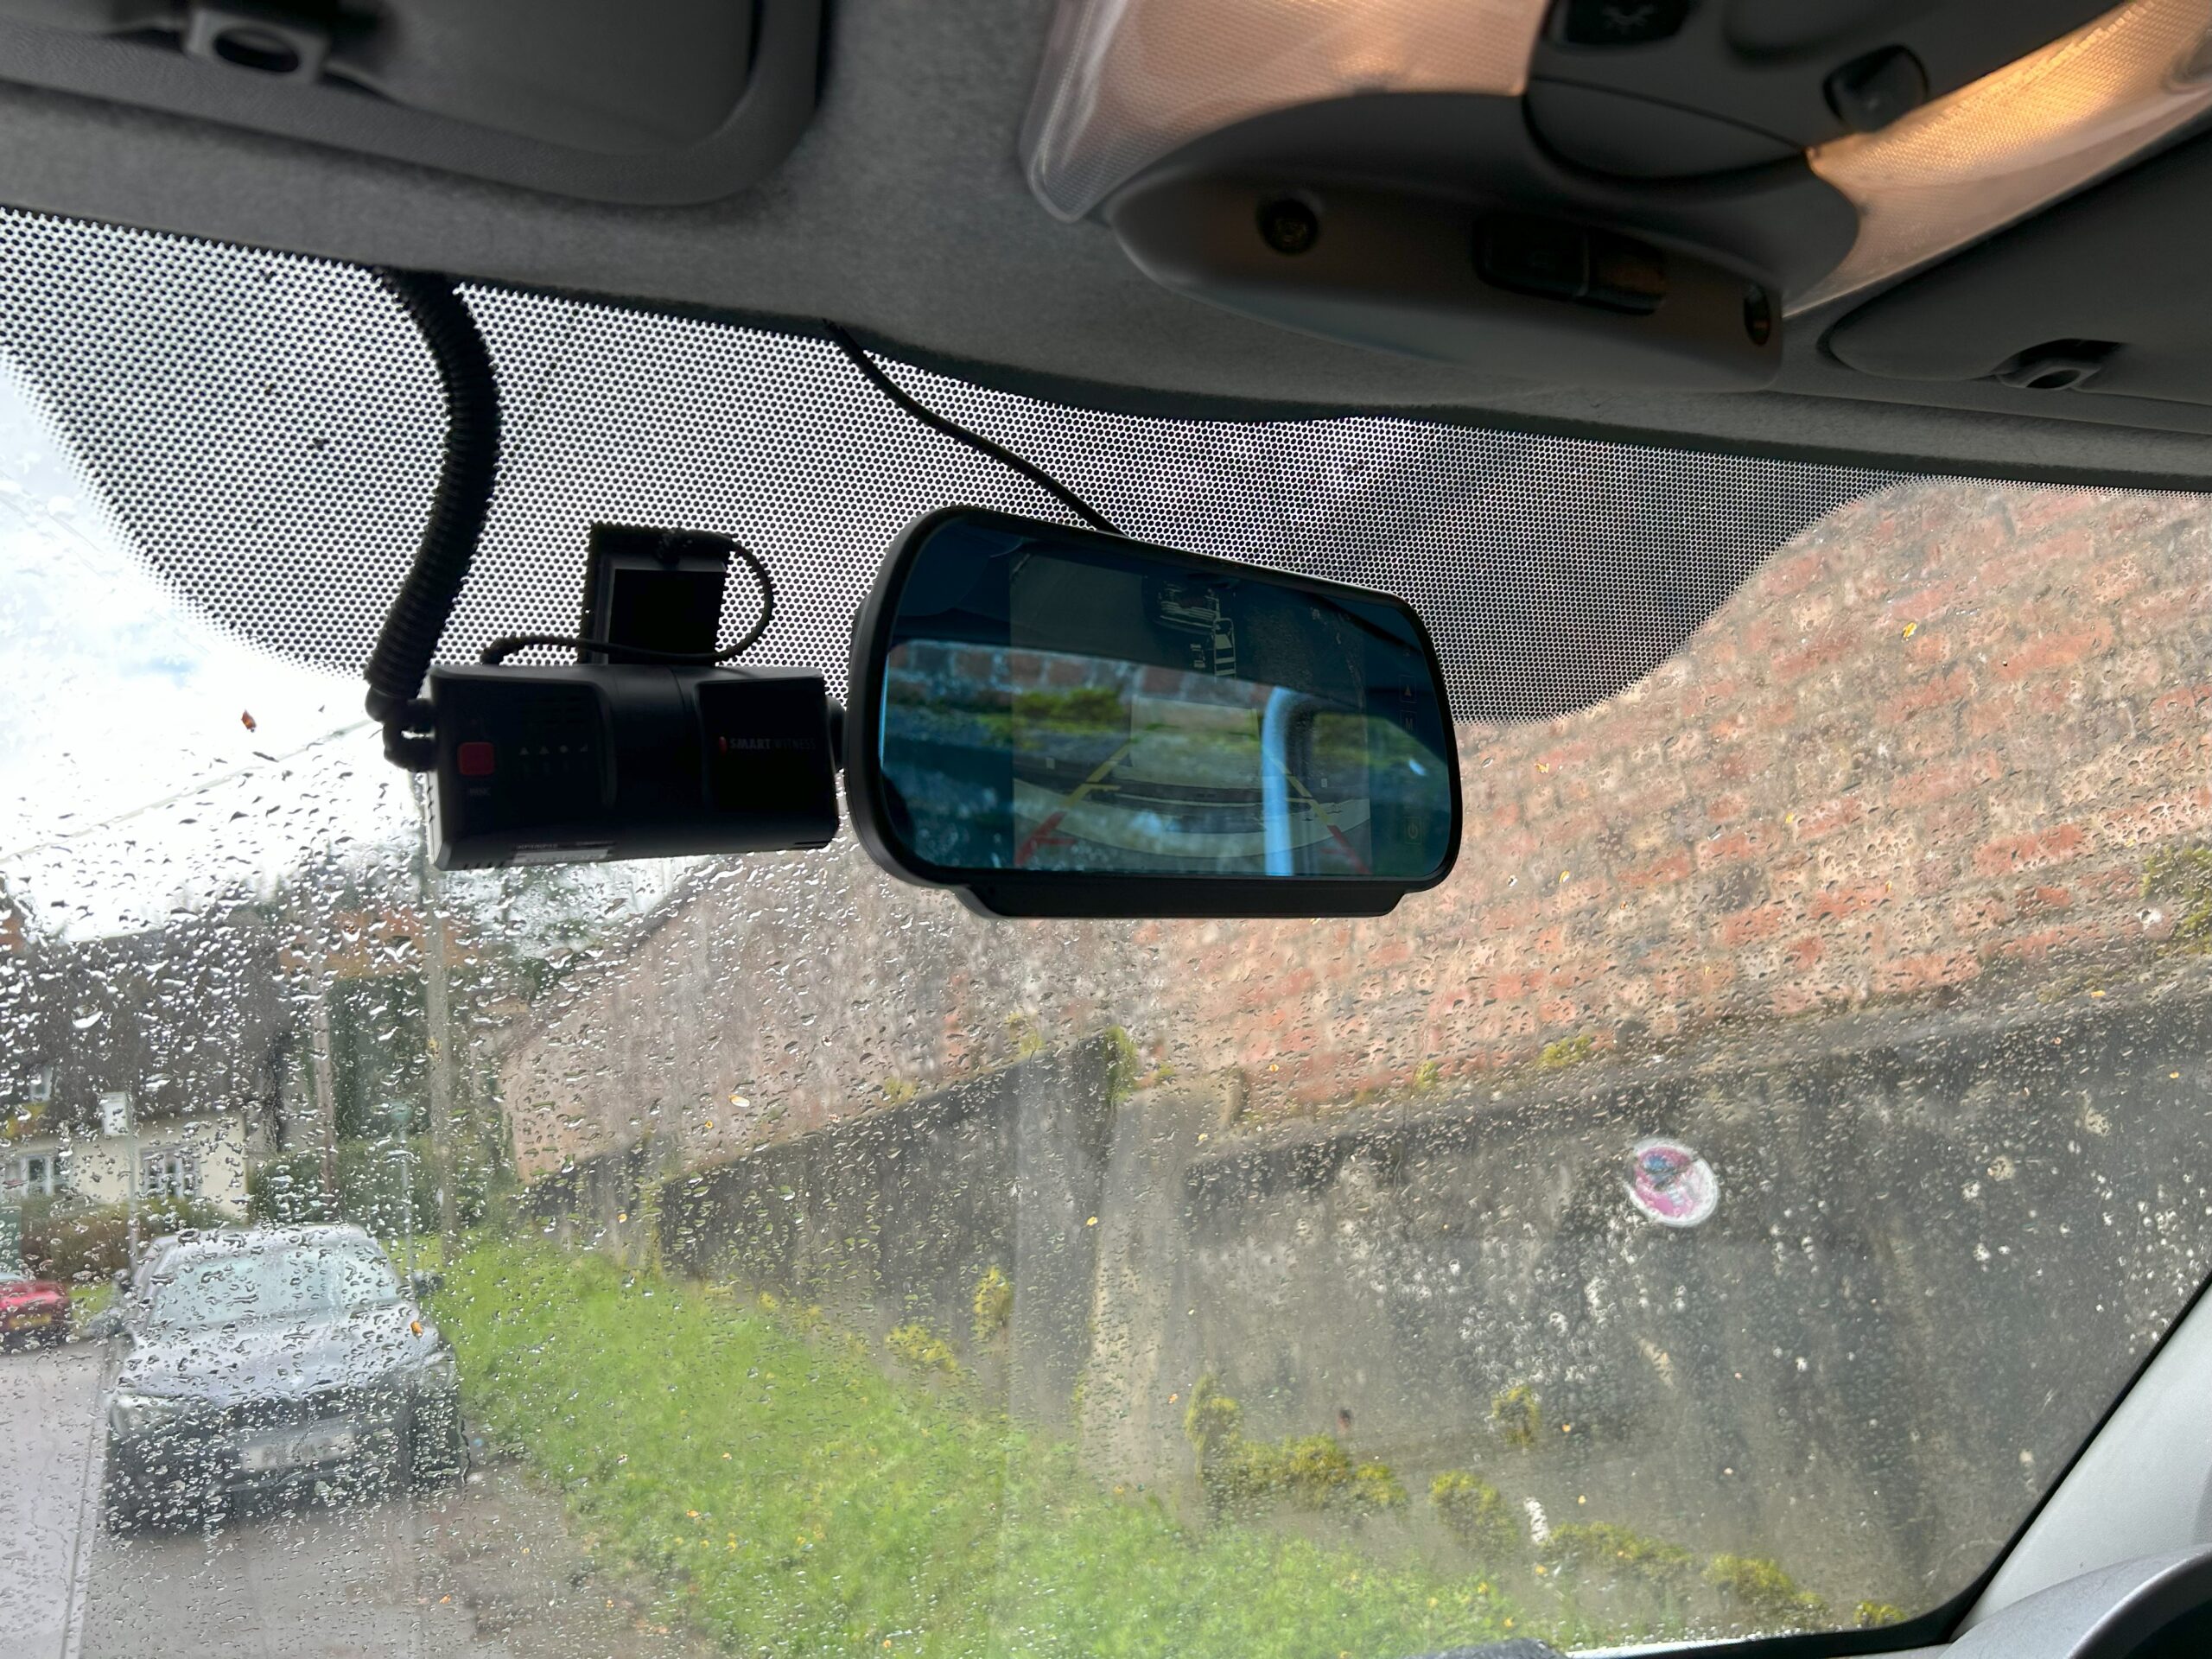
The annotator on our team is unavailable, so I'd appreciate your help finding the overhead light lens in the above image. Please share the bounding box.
[1020,0,1549,221]
[1796,0,2212,312]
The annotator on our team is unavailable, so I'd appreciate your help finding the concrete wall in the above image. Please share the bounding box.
[657,1039,1122,1431]
[571,989,2212,1616]
[1140,988,2212,1607]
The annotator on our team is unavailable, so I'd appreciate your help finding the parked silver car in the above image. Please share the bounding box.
[98,1224,461,1532]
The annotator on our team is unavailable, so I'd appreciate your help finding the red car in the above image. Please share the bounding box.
[0,1274,70,1351]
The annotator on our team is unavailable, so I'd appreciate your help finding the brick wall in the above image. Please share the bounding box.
[1206,480,2212,1107]
[501,480,2212,1175]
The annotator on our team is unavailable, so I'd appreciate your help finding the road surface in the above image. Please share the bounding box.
[0,1342,717,1659]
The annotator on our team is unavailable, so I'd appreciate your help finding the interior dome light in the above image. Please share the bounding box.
[1020,0,1550,222]
[1796,0,2212,313]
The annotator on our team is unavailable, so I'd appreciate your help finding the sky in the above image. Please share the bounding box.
[0,362,412,938]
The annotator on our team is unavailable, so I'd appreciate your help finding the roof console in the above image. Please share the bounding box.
[1019,0,2122,387]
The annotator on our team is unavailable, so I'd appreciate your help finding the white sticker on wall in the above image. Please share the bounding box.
[1624,1137,1719,1229]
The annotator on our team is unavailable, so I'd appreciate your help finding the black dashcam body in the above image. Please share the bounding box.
[423,524,839,870]
[426,662,838,869]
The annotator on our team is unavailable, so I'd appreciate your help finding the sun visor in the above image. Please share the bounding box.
[0,0,822,204]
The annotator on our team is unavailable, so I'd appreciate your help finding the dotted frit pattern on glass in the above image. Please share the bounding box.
[0,207,1902,723]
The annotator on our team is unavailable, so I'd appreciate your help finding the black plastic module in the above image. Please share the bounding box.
[425,664,838,869]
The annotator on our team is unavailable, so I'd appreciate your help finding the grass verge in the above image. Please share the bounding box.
[436,1240,1543,1658]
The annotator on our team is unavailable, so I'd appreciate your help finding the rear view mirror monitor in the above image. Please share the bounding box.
[845,507,1461,918]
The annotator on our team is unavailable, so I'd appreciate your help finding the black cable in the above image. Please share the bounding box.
[362,270,501,732]
[477,543,778,666]
[478,634,748,666]
[821,321,1122,537]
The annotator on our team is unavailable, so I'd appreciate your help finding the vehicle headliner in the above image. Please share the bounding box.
[0,4,2210,490]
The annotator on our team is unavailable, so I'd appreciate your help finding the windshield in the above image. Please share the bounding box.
[1,212,2209,1659]
[147,1243,401,1331]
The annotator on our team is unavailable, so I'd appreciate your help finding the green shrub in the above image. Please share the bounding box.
[1213,1436,1288,1505]
[1280,1433,1354,1510]
[1431,1471,1519,1560]
[1,1101,54,1147]
[1491,1383,1542,1449]
[1542,1522,1695,1592]
[1348,1461,1408,1511]
[1103,1026,1142,1103]
[1185,1375,1243,1459]
[22,1197,234,1286]
[884,1320,960,1373]
[1855,1600,1907,1629]
[1186,1376,1262,1506]
[245,1151,337,1223]
[971,1264,1014,1342]
[1004,1011,1046,1060]
[1535,1034,1597,1071]
[2144,846,2212,954]
[1184,1379,1402,1516]
[1705,1554,1828,1631]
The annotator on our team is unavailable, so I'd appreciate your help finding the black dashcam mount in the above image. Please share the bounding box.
[362,270,841,871]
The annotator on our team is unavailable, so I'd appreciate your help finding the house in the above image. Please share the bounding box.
[3,1081,257,1216]
[0,904,292,1217]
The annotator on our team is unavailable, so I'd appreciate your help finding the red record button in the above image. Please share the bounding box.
[457,741,496,778]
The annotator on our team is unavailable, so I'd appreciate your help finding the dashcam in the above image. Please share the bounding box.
[426,662,838,869]
[416,524,837,870]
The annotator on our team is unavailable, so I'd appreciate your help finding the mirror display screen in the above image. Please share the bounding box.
[875,516,1455,880]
